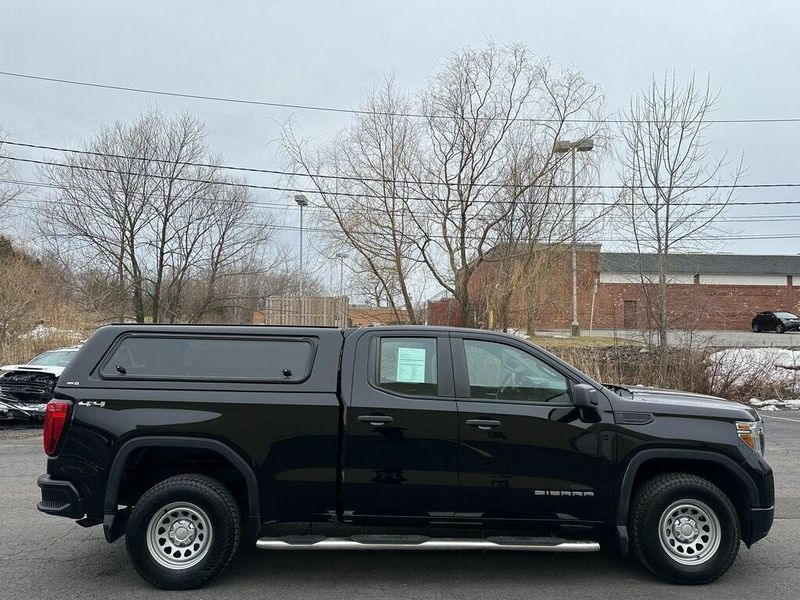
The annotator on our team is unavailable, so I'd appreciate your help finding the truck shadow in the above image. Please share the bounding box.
[221,547,650,587]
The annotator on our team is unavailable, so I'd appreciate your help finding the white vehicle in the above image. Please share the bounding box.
[0,346,81,421]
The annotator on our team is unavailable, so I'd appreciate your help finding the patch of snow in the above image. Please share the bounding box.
[19,325,83,341]
[709,348,800,410]
[747,398,800,411]
[708,347,800,389]
[505,328,530,340]
[748,398,780,407]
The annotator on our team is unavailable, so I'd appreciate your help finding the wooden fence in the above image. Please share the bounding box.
[257,296,349,327]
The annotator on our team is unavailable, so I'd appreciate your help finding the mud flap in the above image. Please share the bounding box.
[103,507,131,543]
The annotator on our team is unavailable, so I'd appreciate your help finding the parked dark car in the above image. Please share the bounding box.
[37,325,773,589]
[751,311,800,333]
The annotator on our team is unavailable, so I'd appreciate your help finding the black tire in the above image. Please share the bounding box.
[125,474,241,590]
[776,323,785,334]
[752,322,760,333]
[630,473,740,585]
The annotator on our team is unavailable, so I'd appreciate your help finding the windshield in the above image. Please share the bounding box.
[27,349,78,367]
[774,312,799,320]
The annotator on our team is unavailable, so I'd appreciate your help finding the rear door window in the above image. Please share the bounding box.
[100,335,314,381]
[375,337,438,397]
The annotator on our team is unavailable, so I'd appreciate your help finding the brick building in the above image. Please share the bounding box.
[427,246,800,331]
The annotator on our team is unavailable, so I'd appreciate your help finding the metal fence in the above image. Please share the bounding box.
[260,296,349,327]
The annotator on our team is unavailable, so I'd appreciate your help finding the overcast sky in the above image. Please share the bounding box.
[1,0,799,286]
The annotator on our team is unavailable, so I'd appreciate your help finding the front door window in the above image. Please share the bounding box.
[463,339,569,404]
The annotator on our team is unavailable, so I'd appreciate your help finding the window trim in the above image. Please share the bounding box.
[453,336,576,406]
[368,334,446,400]
[97,333,318,384]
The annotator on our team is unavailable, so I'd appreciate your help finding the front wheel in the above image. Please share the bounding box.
[776,323,785,334]
[630,473,740,584]
[125,474,241,590]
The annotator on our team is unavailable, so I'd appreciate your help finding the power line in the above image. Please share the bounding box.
[9,197,800,244]
[1,70,799,125]
[0,177,311,213]
[5,177,800,235]
[3,139,787,192]
[7,177,800,224]
[3,153,800,203]
[6,176,800,244]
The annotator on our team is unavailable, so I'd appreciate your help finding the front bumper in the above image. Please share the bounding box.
[747,505,775,546]
[37,474,84,519]
[0,398,46,421]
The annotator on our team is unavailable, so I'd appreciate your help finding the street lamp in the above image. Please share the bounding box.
[554,138,594,337]
[335,252,346,297]
[294,194,308,296]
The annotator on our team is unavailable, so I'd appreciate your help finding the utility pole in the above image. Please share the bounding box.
[554,138,594,336]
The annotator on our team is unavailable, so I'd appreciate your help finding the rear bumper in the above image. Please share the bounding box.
[746,505,774,546]
[37,474,84,519]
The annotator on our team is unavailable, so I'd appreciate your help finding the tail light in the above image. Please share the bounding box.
[43,400,72,456]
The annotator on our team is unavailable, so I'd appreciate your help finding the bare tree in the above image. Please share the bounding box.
[284,77,423,323]
[480,147,608,333]
[0,134,22,215]
[401,44,604,326]
[618,73,743,371]
[179,182,274,322]
[285,43,605,327]
[39,110,274,323]
[347,253,399,307]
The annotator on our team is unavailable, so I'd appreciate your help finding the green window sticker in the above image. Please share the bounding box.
[396,347,427,383]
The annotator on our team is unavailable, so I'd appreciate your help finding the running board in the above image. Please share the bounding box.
[256,534,599,552]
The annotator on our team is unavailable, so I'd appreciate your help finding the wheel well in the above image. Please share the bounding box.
[628,458,749,530]
[117,446,249,517]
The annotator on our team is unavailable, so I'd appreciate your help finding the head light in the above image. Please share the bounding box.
[736,420,765,456]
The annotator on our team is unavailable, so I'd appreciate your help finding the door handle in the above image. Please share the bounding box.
[466,418,502,431]
[358,414,394,426]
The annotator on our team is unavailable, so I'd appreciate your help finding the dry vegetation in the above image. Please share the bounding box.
[541,342,796,403]
[0,238,92,365]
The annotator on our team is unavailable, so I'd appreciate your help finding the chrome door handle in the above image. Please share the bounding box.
[466,419,502,430]
[358,415,394,426]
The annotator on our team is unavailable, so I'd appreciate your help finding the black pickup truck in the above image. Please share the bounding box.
[37,325,773,589]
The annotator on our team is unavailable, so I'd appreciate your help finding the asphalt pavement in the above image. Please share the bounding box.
[540,328,800,348]
[1,414,799,600]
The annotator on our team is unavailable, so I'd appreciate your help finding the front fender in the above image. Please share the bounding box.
[614,448,764,553]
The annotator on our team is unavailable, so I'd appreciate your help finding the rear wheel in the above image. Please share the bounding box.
[630,473,740,584]
[125,474,240,590]
[752,322,760,333]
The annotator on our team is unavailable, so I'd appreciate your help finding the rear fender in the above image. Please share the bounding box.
[102,436,261,542]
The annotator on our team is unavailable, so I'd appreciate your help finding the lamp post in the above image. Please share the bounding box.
[554,138,594,337]
[294,194,308,296]
[335,252,346,297]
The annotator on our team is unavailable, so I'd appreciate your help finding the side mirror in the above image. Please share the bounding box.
[572,383,599,409]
